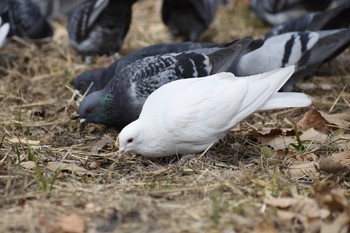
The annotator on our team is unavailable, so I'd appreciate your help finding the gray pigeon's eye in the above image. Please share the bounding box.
[85,107,94,114]
[127,138,133,143]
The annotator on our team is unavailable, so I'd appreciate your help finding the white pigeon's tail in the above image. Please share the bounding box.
[260,92,312,111]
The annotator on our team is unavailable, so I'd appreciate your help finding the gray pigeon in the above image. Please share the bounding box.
[79,37,258,130]
[161,0,217,41]
[231,29,350,91]
[250,0,333,26]
[75,40,263,95]
[68,0,137,61]
[0,0,53,41]
[266,2,350,37]
[32,0,85,20]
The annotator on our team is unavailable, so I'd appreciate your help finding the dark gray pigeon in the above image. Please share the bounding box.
[161,0,217,41]
[0,0,53,41]
[231,29,350,91]
[75,41,220,95]
[68,0,137,61]
[250,0,333,26]
[32,0,86,20]
[79,37,259,130]
[75,40,263,95]
[266,2,350,37]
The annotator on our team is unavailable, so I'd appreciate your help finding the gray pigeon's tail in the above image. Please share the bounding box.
[208,37,263,74]
[281,28,350,92]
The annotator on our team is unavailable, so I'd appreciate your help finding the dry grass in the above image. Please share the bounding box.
[1,0,350,232]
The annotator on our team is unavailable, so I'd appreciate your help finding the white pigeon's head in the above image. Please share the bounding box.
[118,120,143,156]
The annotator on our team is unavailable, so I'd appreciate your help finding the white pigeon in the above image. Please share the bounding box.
[118,66,312,158]
[0,16,10,48]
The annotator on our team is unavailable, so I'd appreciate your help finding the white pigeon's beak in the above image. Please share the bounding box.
[118,148,126,159]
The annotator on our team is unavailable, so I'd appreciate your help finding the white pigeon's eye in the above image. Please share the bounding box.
[127,138,133,143]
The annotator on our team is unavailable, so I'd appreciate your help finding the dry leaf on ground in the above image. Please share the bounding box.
[254,219,277,233]
[319,157,348,174]
[60,214,85,233]
[91,135,114,153]
[47,162,92,175]
[284,161,318,180]
[300,128,328,143]
[319,111,350,129]
[297,109,328,132]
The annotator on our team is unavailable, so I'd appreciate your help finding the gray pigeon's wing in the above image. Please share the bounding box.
[127,52,212,102]
[208,37,256,73]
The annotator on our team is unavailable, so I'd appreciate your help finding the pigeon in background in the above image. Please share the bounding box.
[0,0,53,41]
[250,0,333,26]
[0,16,10,48]
[31,0,86,20]
[266,2,350,37]
[79,37,258,130]
[75,40,263,95]
[231,29,350,91]
[118,66,312,158]
[161,0,217,41]
[68,0,137,62]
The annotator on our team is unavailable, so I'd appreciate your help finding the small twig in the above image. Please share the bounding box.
[329,85,346,113]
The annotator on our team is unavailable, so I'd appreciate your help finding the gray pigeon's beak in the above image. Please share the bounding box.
[79,118,87,132]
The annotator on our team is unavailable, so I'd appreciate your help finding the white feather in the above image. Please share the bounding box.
[0,18,10,48]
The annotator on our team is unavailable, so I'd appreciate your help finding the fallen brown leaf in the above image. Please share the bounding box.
[297,109,328,132]
[47,162,92,175]
[91,135,114,153]
[259,136,296,150]
[331,151,350,165]
[319,111,350,129]
[254,219,277,233]
[300,128,328,143]
[60,214,85,233]
[319,157,348,174]
[284,161,318,180]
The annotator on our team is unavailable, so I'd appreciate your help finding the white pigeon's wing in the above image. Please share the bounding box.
[140,72,249,142]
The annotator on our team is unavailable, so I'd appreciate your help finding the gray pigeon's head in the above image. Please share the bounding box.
[75,68,105,95]
[78,79,138,131]
[79,90,113,129]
